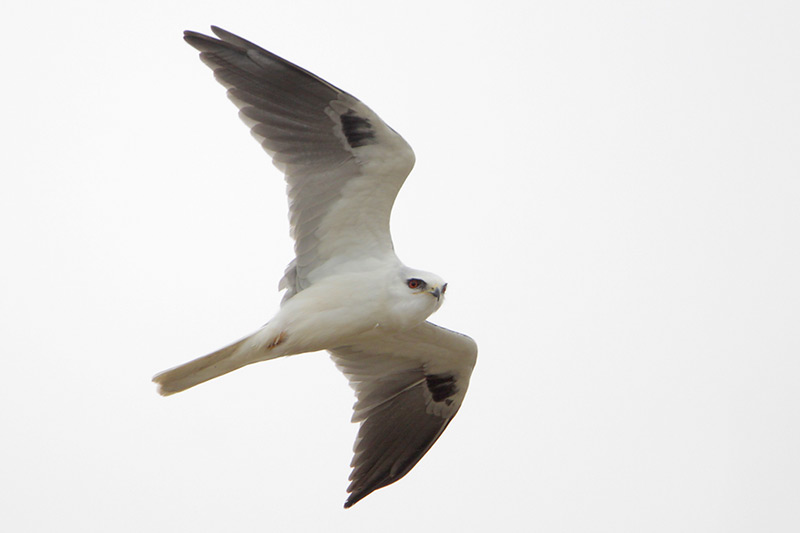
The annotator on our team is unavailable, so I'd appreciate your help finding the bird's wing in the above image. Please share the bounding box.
[184,27,416,300]
[329,321,478,508]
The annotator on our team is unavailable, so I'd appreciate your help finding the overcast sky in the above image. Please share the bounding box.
[2,1,799,531]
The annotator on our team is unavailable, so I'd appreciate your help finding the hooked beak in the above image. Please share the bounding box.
[430,283,447,301]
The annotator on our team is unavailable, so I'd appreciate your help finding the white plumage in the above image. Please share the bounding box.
[153,26,477,508]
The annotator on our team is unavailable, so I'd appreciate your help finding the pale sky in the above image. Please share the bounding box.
[2,1,799,531]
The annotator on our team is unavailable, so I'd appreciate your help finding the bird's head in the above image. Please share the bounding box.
[401,268,447,309]
[404,275,446,301]
[379,268,448,331]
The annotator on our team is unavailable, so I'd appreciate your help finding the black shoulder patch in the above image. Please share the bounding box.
[425,373,458,403]
[340,109,376,148]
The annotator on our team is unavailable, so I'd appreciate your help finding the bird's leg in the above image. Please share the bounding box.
[267,330,287,349]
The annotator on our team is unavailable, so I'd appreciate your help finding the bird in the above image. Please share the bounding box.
[153,26,478,509]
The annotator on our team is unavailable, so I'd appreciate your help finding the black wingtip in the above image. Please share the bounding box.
[182,29,214,49]
[183,29,207,39]
[344,491,372,509]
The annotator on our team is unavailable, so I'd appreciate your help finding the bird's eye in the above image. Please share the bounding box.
[407,278,425,290]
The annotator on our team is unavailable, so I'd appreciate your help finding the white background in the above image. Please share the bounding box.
[2,1,799,531]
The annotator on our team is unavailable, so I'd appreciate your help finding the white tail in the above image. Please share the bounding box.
[153,323,291,395]
[154,313,298,396]
[152,336,253,395]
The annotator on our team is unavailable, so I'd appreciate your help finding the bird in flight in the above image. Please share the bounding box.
[153,27,478,508]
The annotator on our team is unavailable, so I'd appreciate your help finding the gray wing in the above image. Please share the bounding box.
[330,322,478,508]
[184,27,416,300]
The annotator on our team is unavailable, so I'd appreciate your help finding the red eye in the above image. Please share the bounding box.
[407,278,422,289]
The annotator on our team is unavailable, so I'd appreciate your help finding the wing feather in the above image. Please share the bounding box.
[330,322,478,508]
[184,27,415,300]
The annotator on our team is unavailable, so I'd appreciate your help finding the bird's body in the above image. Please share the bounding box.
[155,264,447,395]
[154,27,477,508]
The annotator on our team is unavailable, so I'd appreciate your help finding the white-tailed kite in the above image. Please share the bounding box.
[153,27,478,508]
